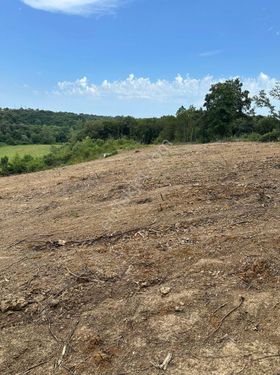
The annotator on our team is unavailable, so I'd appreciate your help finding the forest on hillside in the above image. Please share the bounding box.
[1,79,280,147]
[1,79,280,176]
[0,109,111,145]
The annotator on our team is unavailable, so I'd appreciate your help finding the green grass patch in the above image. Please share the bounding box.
[0,144,52,159]
[0,138,142,176]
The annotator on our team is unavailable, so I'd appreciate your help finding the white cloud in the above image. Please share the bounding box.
[55,72,278,107]
[22,0,125,15]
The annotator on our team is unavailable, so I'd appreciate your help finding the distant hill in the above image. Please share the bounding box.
[0,108,113,145]
[0,107,111,126]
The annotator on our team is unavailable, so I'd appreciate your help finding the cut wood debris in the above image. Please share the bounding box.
[151,352,173,371]
[0,143,280,375]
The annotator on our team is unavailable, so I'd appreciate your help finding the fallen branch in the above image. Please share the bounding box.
[65,266,111,284]
[33,225,151,251]
[235,364,247,374]
[252,353,280,362]
[211,303,228,315]
[206,296,245,340]
[70,226,150,245]
[6,238,27,249]
[20,360,49,374]
[48,318,61,343]
[0,256,29,273]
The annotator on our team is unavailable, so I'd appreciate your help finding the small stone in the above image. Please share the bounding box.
[160,287,171,296]
[175,305,184,312]
[1,300,10,313]
[253,324,260,331]
[49,299,59,308]
[141,281,149,288]
[57,240,66,246]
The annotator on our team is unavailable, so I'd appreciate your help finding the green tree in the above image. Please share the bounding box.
[158,115,177,142]
[175,105,198,142]
[204,79,252,138]
[254,83,280,120]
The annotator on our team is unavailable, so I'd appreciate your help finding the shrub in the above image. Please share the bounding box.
[0,138,141,176]
[259,130,280,142]
[0,156,9,175]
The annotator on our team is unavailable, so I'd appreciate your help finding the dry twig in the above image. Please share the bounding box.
[151,352,173,371]
[206,297,245,340]
[252,353,280,362]
[48,319,61,343]
[211,303,228,315]
[0,256,29,273]
[20,359,50,374]
[55,320,80,371]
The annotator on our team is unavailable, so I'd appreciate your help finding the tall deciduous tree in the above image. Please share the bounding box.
[176,105,198,142]
[204,79,251,138]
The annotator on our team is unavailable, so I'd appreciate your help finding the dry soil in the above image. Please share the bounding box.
[0,142,280,375]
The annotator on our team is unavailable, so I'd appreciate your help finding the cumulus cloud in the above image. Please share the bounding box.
[22,0,125,15]
[55,72,278,107]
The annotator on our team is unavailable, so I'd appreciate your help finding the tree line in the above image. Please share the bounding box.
[1,79,280,147]
[1,79,280,175]
[74,79,279,143]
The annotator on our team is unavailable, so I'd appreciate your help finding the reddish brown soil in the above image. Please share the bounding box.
[0,142,280,375]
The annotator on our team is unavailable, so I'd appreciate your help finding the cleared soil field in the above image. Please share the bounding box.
[0,144,51,158]
[0,142,279,375]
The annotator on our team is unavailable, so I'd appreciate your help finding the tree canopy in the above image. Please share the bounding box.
[0,78,279,152]
[203,79,252,138]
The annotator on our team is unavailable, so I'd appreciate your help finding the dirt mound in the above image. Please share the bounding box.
[0,142,280,375]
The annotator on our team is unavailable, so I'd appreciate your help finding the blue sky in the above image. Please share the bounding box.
[0,0,279,117]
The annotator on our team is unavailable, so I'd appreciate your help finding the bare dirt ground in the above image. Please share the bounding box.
[0,142,280,375]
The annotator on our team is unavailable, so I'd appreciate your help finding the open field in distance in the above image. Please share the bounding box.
[0,144,52,159]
